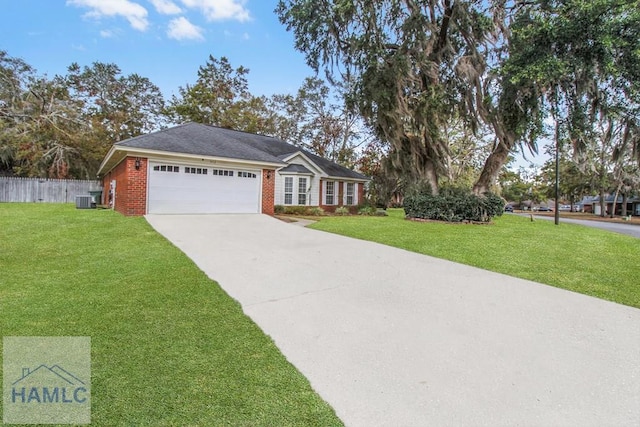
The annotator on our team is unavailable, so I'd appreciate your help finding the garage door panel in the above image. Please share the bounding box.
[148,162,260,214]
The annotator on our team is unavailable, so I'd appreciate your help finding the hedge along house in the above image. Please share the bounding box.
[97,123,369,216]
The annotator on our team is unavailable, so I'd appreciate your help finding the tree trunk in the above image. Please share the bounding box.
[422,157,439,195]
[473,141,510,195]
[622,193,628,217]
[599,188,606,217]
[610,184,622,218]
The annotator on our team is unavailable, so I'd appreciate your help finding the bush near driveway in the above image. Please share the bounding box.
[0,203,342,426]
[404,190,504,223]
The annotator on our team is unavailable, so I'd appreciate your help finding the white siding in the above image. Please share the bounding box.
[275,173,320,206]
[274,154,322,206]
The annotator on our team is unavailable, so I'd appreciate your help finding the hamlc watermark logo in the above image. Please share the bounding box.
[3,337,91,424]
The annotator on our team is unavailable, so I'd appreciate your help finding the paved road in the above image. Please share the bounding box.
[147,214,640,427]
[517,213,640,238]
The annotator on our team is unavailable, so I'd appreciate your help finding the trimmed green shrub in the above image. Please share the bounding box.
[404,188,504,223]
[309,207,325,216]
[274,205,285,214]
[283,206,310,215]
[358,206,388,216]
[358,206,376,215]
[335,206,350,216]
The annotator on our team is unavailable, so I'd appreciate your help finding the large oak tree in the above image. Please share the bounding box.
[276,0,536,195]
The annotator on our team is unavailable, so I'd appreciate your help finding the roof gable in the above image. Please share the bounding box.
[279,164,314,174]
[238,134,368,180]
[279,152,324,175]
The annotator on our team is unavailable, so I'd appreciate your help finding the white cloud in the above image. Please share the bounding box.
[167,16,205,41]
[67,0,149,31]
[180,0,250,22]
[149,0,182,15]
[242,32,249,40]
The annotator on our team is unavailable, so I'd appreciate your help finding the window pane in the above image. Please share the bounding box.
[325,181,334,205]
[346,183,355,205]
[298,178,307,205]
[284,177,293,205]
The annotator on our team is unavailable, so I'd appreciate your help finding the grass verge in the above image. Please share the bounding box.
[0,203,342,426]
[309,209,640,309]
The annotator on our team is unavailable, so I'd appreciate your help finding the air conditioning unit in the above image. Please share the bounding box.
[75,195,92,209]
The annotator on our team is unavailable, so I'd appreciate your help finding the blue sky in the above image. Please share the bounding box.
[2,0,547,169]
[2,0,312,98]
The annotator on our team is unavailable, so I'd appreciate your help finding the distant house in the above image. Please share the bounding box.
[580,195,640,216]
[97,123,369,216]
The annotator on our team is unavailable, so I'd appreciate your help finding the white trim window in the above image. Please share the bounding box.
[284,177,294,205]
[324,181,335,205]
[298,177,307,205]
[345,182,356,205]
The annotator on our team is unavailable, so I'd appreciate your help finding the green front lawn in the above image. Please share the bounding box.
[310,209,640,309]
[0,204,342,426]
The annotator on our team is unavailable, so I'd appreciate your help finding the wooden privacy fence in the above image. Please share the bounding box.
[0,177,102,203]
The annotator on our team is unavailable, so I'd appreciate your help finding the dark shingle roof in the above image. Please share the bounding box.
[114,123,368,180]
[279,164,314,174]
[232,126,368,180]
[115,123,285,164]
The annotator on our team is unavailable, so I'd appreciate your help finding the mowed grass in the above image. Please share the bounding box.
[310,209,640,309]
[0,203,342,426]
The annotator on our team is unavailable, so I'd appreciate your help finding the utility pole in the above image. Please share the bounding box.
[554,122,560,225]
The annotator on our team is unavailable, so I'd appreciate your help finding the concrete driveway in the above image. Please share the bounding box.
[146,214,640,427]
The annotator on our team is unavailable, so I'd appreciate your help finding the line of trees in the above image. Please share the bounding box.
[0,52,365,179]
[0,52,165,179]
[2,0,639,209]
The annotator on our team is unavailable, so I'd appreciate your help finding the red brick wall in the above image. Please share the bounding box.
[101,174,110,206]
[261,169,275,215]
[102,157,148,216]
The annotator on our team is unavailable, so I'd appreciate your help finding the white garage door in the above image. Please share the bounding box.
[148,162,261,214]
